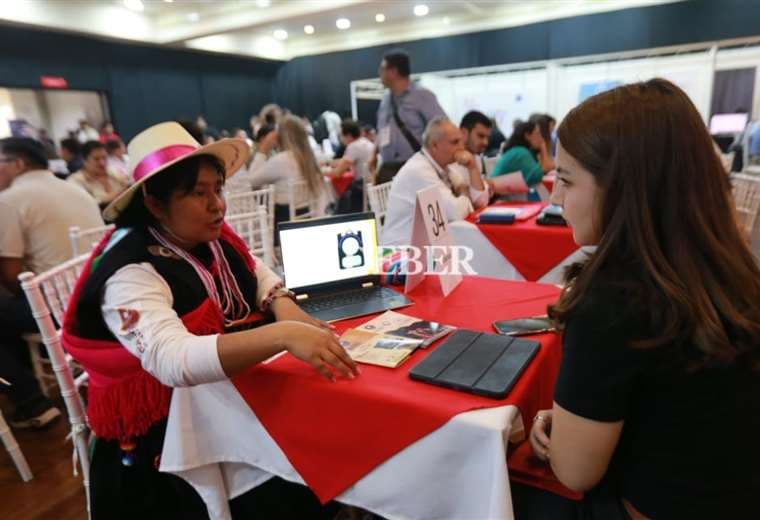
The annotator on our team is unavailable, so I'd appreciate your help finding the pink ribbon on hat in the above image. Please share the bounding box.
[132,144,197,182]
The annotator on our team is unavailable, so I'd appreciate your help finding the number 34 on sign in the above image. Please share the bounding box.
[405,185,463,296]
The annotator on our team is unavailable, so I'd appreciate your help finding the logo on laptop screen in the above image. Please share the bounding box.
[338,230,365,270]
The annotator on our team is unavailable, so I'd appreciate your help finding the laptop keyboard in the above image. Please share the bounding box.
[299,287,391,312]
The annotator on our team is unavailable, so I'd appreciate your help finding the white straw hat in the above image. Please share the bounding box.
[102,121,250,221]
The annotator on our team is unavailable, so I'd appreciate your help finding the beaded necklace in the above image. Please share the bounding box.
[148,226,251,327]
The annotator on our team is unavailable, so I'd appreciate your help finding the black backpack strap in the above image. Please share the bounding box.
[389,94,422,152]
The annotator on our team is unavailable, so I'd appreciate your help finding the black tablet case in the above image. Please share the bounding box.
[409,329,540,399]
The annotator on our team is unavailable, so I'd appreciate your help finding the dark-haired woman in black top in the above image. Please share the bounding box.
[527,79,760,519]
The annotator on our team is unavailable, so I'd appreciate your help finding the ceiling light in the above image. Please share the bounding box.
[442,16,450,25]
[413,4,429,17]
[375,13,385,23]
[163,0,173,3]
[124,0,144,12]
[336,18,351,30]
[255,0,271,6]
[304,25,315,35]
[273,29,288,40]
[186,12,200,22]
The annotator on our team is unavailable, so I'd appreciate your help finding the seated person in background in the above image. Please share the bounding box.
[529,112,557,156]
[37,129,57,159]
[68,140,130,209]
[0,137,103,430]
[64,122,357,517]
[248,115,328,227]
[60,137,83,174]
[361,125,376,144]
[329,118,375,213]
[748,120,760,165]
[489,119,554,193]
[525,79,760,519]
[449,110,492,191]
[76,119,99,143]
[381,116,488,246]
[98,121,120,144]
[485,117,506,157]
[105,139,130,184]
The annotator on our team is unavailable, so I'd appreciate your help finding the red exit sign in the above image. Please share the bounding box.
[40,76,68,89]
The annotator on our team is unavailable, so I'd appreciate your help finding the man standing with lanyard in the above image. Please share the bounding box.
[374,49,446,185]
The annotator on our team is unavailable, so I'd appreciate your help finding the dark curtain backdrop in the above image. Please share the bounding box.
[0,25,281,141]
[711,68,756,116]
[275,0,760,124]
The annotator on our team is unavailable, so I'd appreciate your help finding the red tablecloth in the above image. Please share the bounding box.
[468,202,578,281]
[232,276,574,503]
[543,174,555,194]
[328,171,354,197]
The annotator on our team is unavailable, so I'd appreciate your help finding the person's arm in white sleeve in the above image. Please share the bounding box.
[102,263,226,387]
[102,261,359,384]
[437,183,474,221]
[252,257,285,311]
[247,152,285,189]
[469,183,489,209]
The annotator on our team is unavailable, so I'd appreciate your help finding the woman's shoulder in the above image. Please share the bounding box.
[86,229,151,284]
[67,171,86,184]
[498,146,533,167]
[564,285,645,343]
[505,145,531,157]
[272,150,295,162]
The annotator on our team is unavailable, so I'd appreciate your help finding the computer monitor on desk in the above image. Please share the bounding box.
[710,113,749,135]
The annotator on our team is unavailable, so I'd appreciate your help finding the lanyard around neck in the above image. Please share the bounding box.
[420,148,449,185]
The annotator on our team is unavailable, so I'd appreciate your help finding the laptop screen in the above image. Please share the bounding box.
[709,113,748,135]
[279,214,380,291]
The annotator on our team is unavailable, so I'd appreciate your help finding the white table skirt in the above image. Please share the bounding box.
[448,220,592,284]
[160,379,524,520]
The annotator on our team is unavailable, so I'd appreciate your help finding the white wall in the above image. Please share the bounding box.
[43,90,107,144]
[419,68,548,130]
[0,88,14,138]
[553,52,713,122]
[7,89,49,132]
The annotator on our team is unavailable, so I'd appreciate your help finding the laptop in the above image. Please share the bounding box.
[278,212,413,322]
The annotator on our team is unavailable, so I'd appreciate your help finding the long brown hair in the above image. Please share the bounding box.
[550,78,760,369]
[278,115,324,199]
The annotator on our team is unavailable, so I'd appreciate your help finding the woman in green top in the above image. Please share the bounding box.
[490,120,555,187]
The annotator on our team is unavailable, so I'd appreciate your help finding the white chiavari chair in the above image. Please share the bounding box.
[225,207,274,268]
[19,254,92,517]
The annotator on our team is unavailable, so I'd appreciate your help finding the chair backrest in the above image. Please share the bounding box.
[18,255,92,515]
[733,173,760,235]
[367,181,393,227]
[225,207,274,267]
[287,179,319,220]
[226,185,275,224]
[69,224,115,258]
[483,156,499,177]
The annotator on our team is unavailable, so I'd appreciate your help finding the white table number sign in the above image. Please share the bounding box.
[405,185,463,296]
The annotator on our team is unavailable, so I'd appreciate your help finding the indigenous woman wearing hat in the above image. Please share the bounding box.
[61,122,358,518]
